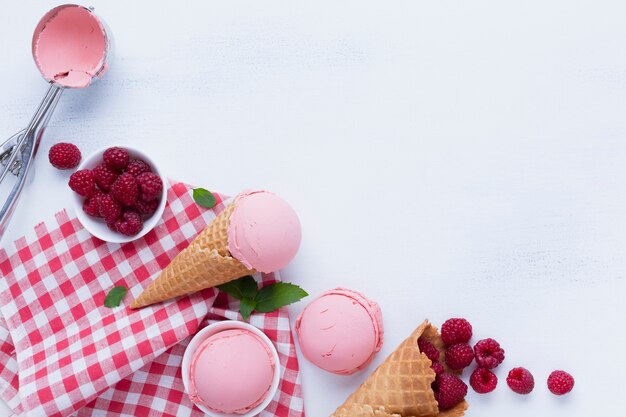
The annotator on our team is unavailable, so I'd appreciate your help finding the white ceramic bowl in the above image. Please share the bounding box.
[181,321,281,417]
[70,145,167,244]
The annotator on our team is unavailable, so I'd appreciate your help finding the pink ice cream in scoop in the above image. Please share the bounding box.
[189,329,275,414]
[32,5,108,88]
[296,288,384,375]
[228,191,301,273]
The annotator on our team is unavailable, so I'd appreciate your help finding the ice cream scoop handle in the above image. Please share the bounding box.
[0,83,63,240]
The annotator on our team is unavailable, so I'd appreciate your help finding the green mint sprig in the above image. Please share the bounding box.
[218,276,308,320]
[104,286,128,308]
[193,188,217,208]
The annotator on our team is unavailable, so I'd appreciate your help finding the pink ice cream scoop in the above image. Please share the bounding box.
[32,5,110,88]
[228,190,301,273]
[0,5,111,240]
[189,329,276,414]
[296,288,384,375]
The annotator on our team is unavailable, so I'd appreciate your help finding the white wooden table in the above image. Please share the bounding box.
[1,1,624,415]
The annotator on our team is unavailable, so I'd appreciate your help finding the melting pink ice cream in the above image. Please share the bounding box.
[32,5,107,88]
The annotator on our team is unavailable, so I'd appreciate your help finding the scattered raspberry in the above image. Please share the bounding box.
[98,194,122,223]
[445,343,475,370]
[115,210,143,236]
[474,338,505,369]
[470,368,498,394]
[83,191,104,217]
[103,147,129,171]
[126,159,152,176]
[547,370,574,395]
[69,170,95,197]
[92,164,119,192]
[418,338,441,363]
[441,318,473,346]
[507,367,535,394]
[110,173,139,206]
[134,198,159,217]
[431,362,445,377]
[48,143,81,170]
[434,374,467,410]
[136,172,163,201]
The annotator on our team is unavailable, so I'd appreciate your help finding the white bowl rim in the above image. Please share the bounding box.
[181,320,281,417]
[70,145,167,244]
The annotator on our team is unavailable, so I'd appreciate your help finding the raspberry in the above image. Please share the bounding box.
[134,198,159,217]
[69,170,95,197]
[106,220,118,232]
[418,338,441,363]
[431,362,445,377]
[83,191,104,217]
[136,172,163,201]
[547,370,574,395]
[507,367,535,394]
[126,159,152,176]
[445,343,474,370]
[474,338,505,369]
[115,210,143,236]
[48,143,81,170]
[434,374,467,410]
[110,173,139,206]
[98,194,122,223]
[470,368,498,393]
[441,318,472,346]
[92,164,119,192]
[103,147,129,171]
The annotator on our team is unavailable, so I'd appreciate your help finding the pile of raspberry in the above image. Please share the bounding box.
[418,318,575,411]
[64,146,163,236]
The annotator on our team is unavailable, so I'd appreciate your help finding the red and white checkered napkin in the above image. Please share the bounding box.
[0,182,305,417]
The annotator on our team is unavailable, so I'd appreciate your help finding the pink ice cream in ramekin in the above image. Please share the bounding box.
[228,190,301,273]
[189,329,275,414]
[296,288,384,375]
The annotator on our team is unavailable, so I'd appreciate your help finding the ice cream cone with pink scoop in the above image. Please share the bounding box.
[130,190,301,308]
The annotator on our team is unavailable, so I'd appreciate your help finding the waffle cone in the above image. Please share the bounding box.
[130,203,255,309]
[331,321,468,417]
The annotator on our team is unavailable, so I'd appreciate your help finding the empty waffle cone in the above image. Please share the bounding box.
[331,321,468,417]
[130,203,255,309]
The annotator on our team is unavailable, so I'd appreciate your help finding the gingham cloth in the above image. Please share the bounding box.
[0,182,305,417]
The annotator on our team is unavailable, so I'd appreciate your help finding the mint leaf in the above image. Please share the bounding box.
[193,188,217,208]
[104,286,127,308]
[239,277,258,299]
[239,298,257,320]
[219,278,308,317]
[255,282,308,313]
[217,276,257,299]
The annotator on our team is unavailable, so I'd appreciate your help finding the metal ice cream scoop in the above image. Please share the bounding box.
[0,5,112,240]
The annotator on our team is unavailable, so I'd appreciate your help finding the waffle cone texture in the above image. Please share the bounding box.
[331,320,468,417]
[130,203,255,309]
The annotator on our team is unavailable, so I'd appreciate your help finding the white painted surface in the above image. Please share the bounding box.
[1,1,625,415]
